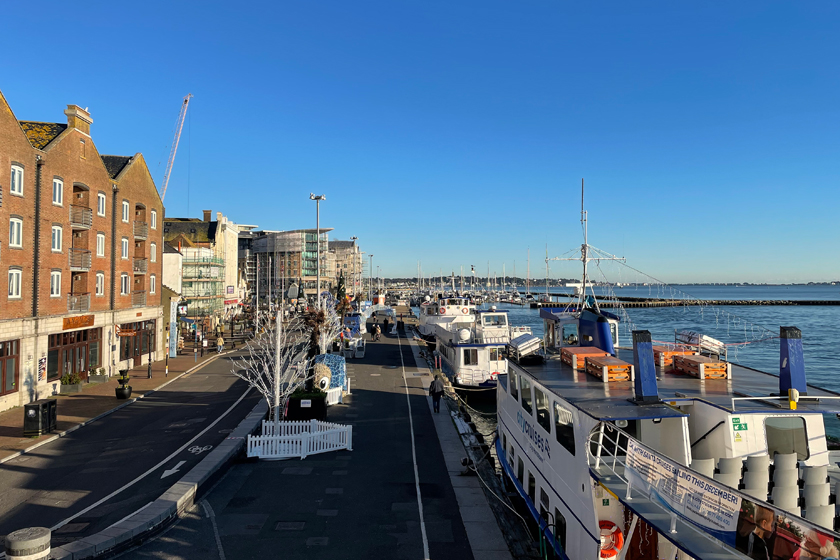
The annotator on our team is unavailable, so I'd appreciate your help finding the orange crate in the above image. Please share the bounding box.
[652,346,697,368]
[585,355,634,382]
[673,354,730,379]
[561,347,610,370]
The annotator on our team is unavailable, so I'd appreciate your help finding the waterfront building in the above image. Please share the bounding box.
[0,91,164,412]
[329,239,364,295]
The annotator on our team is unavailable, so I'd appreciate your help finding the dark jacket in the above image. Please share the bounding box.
[429,378,445,396]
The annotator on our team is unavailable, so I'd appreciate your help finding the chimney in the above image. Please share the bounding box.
[203,210,212,222]
[216,212,222,222]
[64,105,92,134]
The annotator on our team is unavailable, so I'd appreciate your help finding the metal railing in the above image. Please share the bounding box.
[68,292,90,313]
[131,290,146,307]
[133,221,148,240]
[69,205,93,229]
[133,257,148,275]
[68,248,91,271]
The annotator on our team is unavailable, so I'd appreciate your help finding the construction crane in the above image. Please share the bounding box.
[160,93,193,202]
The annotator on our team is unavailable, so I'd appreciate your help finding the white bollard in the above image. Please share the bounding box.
[6,527,50,560]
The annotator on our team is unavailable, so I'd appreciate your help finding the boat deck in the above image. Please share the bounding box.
[509,347,840,420]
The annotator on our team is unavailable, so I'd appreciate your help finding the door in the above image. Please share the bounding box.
[133,333,142,367]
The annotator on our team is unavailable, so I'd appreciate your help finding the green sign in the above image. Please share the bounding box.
[733,423,748,431]
[602,499,610,506]
[732,418,740,424]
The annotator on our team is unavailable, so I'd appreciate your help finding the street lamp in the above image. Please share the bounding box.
[309,194,326,309]
[369,254,374,303]
[350,236,358,296]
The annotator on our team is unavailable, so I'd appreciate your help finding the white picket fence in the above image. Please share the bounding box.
[248,419,353,460]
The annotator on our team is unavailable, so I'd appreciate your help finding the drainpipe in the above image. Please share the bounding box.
[110,184,118,310]
[33,155,43,317]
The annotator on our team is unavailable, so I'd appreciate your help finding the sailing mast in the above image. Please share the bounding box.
[527,249,530,296]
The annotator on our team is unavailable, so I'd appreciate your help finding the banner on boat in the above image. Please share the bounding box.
[623,438,840,558]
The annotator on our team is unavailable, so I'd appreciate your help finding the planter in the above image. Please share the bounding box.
[60,383,84,395]
[286,395,327,421]
[115,385,133,399]
[88,375,109,384]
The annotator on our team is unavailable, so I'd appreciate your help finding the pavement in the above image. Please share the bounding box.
[116,319,512,560]
[0,348,261,546]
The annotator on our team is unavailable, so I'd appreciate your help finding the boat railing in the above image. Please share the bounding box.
[455,369,497,386]
[730,395,840,411]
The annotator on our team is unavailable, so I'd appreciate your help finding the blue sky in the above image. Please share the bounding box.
[2,1,838,282]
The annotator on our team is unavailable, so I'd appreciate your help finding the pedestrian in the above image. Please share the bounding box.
[429,375,445,413]
[383,318,389,334]
[217,335,224,353]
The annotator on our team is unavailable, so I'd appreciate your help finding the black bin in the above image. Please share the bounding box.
[23,399,57,437]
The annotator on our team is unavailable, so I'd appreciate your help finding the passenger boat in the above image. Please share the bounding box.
[416,296,476,350]
[496,185,840,559]
[435,308,510,393]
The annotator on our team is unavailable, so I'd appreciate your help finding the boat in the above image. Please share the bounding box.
[496,182,840,559]
[416,295,477,351]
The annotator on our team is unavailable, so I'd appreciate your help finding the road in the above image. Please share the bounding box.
[0,353,261,545]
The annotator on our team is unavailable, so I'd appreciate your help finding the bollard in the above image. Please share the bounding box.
[6,527,50,560]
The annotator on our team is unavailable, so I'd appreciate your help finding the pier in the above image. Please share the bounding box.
[529,297,840,309]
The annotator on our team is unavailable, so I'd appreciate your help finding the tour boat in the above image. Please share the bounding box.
[434,308,510,392]
[416,296,476,350]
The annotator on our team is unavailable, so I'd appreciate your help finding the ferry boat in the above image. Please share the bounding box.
[496,184,840,559]
[435,308,510,392]
[416,296,477,350]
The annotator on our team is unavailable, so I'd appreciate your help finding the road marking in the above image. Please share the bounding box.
[161,461,186,479]
[396,330,431,560]
[201,500,227,560]
[189,445,213,455]
[51,386,253,531]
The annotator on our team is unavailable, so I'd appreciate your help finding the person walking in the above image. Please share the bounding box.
[429,375,445,413]
[383,317,389,334]
[216,335,224,353]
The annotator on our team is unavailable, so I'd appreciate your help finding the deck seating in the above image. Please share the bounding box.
[771,486,800,510]
[804,483,832,508]
[745,454,771,473]
[714,471,740,489]
[744,486,768,501]
[743,470,770,492]
[804,505,835,529]
[690,458,715,478]
[773,468,800,488]
[774,452,798,471]
[802,465,829,486]
[717,457,744,475]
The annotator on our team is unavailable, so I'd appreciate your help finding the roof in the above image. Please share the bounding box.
[18,121,67,149]
[163,242,182,254]
[330,240,356,250]
[100,155,132,179]
[162,219,218,245]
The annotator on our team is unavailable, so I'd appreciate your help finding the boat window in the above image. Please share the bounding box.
[463,348,478,365]
[561,324,578,346]
[510,370,519,400]
[502,432,507,453]
[539,489,550,526]
[766,416,809,461]
[554,507,567,553]
[554,402,576,456]
[535,388,551,434]
[610,322,618,345]
[508,442,515,467]
[490,347,502,361]
[520,377,533,415]
[483,314,507,327]
[528,472,536,503]
[517,457,524,484]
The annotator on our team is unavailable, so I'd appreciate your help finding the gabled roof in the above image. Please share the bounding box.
[100,155,132,179]
[163,219,218,245]
[163,242,182,254]
[18,121,67,149]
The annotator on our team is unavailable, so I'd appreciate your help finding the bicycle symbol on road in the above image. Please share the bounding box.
[188,445,213,455]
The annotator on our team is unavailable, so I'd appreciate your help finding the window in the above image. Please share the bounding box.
[553,508,567,553]
[52,178,63,205]
[554,402,576,456]
[97,192,106,216]
[508,443,515,468]
[80,139,86,158]
[539,489,550,526]
[766,416,809,461]
[0,340,20,397]
[9,218,22,248]
[121,238,129,259]
[150,242,156,262]
[50,271,61,297]
[96,272,104,296]
[122,200,129,223]
[8,269,21,298]
[535,388,551,433]
[463,348,478,366]
[120,274,129,295]
[490,347,502,361]
[502,433,507,455]
[517,457,524,484]
[10,165,23,195]
[96,233,105,257]
[510,370,519,401]
[520,376,533,415]
[51,226,62,252]
[150,274,156,294]
[527,471,536,503]
[151,210,157,229]
[483,314,507,327]
[561,324,579,346]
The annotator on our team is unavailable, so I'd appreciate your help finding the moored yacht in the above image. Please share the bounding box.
[416,296,476,350]
[435,308,510,392]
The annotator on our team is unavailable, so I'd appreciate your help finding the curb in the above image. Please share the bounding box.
[0,351,235,466]
[49,398,268,560]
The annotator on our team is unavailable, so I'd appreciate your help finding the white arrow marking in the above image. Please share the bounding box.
[161,460,186,479]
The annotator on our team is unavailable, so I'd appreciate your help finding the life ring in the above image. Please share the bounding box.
[462,308,469,314]
[439,307,446,314]
[599,520,624,559]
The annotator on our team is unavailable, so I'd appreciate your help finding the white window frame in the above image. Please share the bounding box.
[151,209,157,229]
[8,269,21,299]
[150,242,157,263]
[121,238,129,259]
[97,192,106,217]
[51,225,62,252]
[96,233,105,257]
[50,271,61,297]
[150,274,156,294]
[52,178,63,206]
[96,272,105,296]
[120,273,129,295]
[122,200,130,223]
[10,165,23,196]
[9,218,22,248]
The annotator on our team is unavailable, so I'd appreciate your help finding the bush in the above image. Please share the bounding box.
[60,372,83,385]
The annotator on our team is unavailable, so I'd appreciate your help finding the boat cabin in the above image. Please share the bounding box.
[434,309,509,389]
[541,308,620,354]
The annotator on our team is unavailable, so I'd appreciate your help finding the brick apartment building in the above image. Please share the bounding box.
[0,90,164,412]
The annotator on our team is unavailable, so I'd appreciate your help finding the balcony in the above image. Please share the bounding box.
[133,221,148,240]
[69,205,93,230]
[68,293,90,313]
[132,290,146,308]
[133,257,148,275]
[69,248,92,272]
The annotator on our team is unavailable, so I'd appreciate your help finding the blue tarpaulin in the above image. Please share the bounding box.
[313,353,347,390]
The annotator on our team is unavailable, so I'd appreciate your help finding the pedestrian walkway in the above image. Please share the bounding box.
[0,349,230,462]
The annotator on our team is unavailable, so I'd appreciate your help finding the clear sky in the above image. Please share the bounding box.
[2,1,838,283]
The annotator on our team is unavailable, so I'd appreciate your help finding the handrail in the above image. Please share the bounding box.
[730,395,840,411]
[690,420,725,448]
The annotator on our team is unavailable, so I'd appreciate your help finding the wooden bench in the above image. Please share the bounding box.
[561,347,610,371]
[673,354,730,379]
[652,345,697,368]
[585,355,634,383]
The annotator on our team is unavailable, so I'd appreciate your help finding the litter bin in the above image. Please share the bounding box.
[23,400,57,437]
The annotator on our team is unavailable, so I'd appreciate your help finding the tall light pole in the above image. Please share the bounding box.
[350,236,358,296]
[309,194,326,309]
[369,254,374,302]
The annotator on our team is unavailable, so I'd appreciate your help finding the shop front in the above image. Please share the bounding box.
[119,320,157,368]
[47,328,103,382]
[0,340,20,397]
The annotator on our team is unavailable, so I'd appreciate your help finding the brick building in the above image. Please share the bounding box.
[0,90,164,412]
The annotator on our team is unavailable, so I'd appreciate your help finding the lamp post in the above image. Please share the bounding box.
[369,254,374,303]
[350,236,358,296]
[309,194,326,309]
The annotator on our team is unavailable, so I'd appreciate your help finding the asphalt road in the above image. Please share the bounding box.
[0,353,261,545]
[119,323,475,560]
